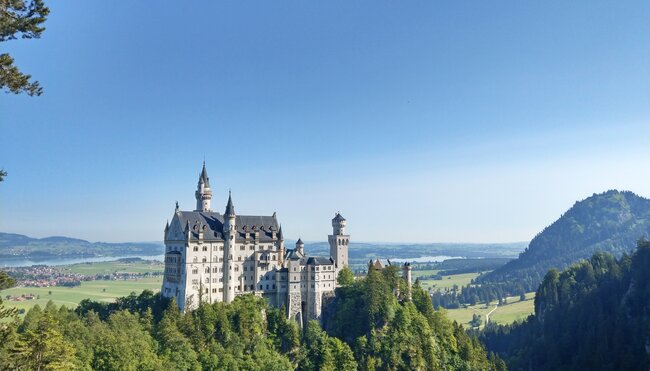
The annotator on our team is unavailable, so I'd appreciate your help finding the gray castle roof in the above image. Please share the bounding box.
[174,211,280,242]
[199,162,210,187]
[225,193,235,216]
[306,256,334,266]
[333,213,346,222]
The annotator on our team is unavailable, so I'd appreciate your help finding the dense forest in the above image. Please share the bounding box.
[480,239,650,370]
[0,265,503,370]
[478,190,650,293]
[426,190,650,309]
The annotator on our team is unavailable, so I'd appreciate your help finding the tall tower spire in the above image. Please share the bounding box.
[222,190,236,303]
[195,162,212,212]
[224,190,235,216]
[329,212,349,274]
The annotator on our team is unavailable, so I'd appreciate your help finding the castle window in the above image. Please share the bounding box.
[266,284,269,290]
[212,288,217,293]
[273,284,276,289]
[219,288,223,292]
[219,278,223,282]
[193,246,198,252]
[220,246,223,251]
[235,266,239,271]
[192,268,198,274]
[238,256,242,261]
[205,278,209,283]
[202,246,207,251]
[205,268,209,273]
[240,246,245,250]
[259,285,263,290]
[249,245,254,250]
[250,284,254,290]
[202,257,207,263]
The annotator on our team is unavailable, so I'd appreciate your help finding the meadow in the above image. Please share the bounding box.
[412,269,535,326]
[1,259,164,315]
[1,277,163,314]
[443,292,536,328]
[62,260,163,275]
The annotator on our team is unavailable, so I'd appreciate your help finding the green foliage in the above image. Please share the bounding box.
[11,312,76,370]
[298,321,357,371]
[326,263,501,370]
[479,190,650,295]
[0,169,5,182]
[0,0,49,96]
[0,270,16,290]
[1,272,502,370]
[337,265,355,286]
[482,240,650,370]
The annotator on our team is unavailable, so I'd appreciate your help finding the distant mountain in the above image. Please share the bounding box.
[0,232,163,259]
[478,190,650,291]
[300,241,525,264]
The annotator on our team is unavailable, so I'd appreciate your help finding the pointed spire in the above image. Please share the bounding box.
[296,238,304,246]
[278,225,284,240]
[225,190,235,216]
[199,161,210,187]
[175,201,179,212]
[165,220,169,232]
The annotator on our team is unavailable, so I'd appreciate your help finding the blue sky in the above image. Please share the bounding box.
[1,1,649,243]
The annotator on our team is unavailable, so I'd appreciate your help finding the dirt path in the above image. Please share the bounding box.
[485,304,498,324]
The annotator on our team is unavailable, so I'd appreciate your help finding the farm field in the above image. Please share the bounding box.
[444,292,535,328]
[62,260,163,275]
[416,272,482,290]
[1,277,162,314]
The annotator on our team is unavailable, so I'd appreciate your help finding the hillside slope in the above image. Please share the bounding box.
[478,190,650,291]
[481,240,650,370]
[0,232,163,259]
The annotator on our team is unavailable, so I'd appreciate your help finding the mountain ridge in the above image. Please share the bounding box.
[478,189,650,291]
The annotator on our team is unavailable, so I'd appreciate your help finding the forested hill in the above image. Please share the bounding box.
[477,190,650,291]
[0,232,163,259]
[481,240,650,370]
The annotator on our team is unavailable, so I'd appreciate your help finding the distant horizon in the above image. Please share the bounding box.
[0,230,529,246]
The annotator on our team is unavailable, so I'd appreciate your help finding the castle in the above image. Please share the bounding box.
[161,164,349,325]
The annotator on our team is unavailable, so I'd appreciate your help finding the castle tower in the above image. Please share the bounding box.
[195,162,212,212]
[329,213,349,274]
[296,238,305,255]
[222,191,236,303]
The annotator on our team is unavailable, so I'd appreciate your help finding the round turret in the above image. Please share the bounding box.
[332,212,347,235]
[195,162,212,211]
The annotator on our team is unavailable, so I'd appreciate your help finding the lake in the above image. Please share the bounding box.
[389,255,464,263]
[1,255,165,267]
